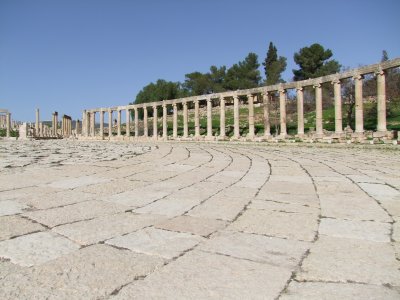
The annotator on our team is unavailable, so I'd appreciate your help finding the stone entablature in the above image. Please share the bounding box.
[82,58,400,142]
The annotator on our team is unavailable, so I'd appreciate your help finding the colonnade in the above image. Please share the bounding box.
[83,58,400,141]
[0,109,11,138]
[61,115,72,137]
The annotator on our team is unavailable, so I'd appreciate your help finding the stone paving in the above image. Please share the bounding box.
[0,140,399,299]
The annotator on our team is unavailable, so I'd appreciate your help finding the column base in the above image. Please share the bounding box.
[205,136,215,141]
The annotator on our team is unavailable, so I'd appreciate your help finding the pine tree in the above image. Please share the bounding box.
[262,42,287,85]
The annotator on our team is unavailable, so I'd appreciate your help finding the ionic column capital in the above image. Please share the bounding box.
[152,104,157,109]
[279,88,286,94]
[331,78,341,85]
[296,86,303,92]
[313,83,322,89]
[247,93,253,98]
[172,102,177,107]
[353,74,364,81]
[375,69,385,76]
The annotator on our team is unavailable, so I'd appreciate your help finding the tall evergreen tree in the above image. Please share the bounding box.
[293,43,341,81]
[224,53,261,90]
[381,50,389,62]
[262,42,287,85]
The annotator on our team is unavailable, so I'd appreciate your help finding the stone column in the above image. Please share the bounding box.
[108,110,112,137]
[52,113,56,136]
[162,104,167,140]
[296,88,304,136]
[183,101,188,138]
[82,111,86,136]
[6,113,10,138]
[86,112,90,137]
[194,100,200,138]
[354,75,364,133]
[134,108,139,137]
[143,106,148,137]
[332,79,343,134]
[207,98,212,138]
[126,109,130,137]
[91,112,96,137]
[35,108,40,137]
[100,110,104,138]
[117,109,121,136]
[233,95,240,139]
[314,83,323,136]
[263,92,271,137]
[173,103,177,138]
[76,120,81,135]
[376,70,387,132]
[279,89,287,137]
[247,94,255,139]
[153,105,158,139]
[61,117,64,137]
[220,97,225,138]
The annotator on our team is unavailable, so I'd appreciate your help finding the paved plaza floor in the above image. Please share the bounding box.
[0,140,399,299]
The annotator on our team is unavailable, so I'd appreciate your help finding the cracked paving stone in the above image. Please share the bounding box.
[280,281,400,300]
[106,227,204,259]
[111,250,291,300]
[0,244,165,300]
[156,215,227,237]
[296,236,400,286]
[45,175,111,189]
[0,231,80,267]
[199,230,310,269]
[53,212,167,245]
[23,200,128,228]
[229,208,319,242]
[0,215,45,241]
[0,200,29,216]
[319,218,391,242]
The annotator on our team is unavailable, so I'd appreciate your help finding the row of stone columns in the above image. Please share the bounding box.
[61,115,72,137]
[84,69,388,140]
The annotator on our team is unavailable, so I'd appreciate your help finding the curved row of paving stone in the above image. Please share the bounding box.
[0,141,399,299]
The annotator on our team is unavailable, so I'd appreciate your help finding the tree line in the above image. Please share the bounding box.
[132,42,342,106]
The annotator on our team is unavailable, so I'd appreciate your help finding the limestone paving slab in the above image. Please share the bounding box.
[45,175,111,189]
[134,196,202,217]
[229,208,319,242]
[199,230,310,269]
[319,217,391,242]
[0,244,165,300]
[280,281,400,300]
[0,231,80,267]
[104,188,171,208]
[0,200,29,216]
[53,212,167,245]
[106,227,204,259]
[156,215,227,237]
[23,200,128,227]
[112,249,291,300]
[297,236,400,286]
[0,215,45,241]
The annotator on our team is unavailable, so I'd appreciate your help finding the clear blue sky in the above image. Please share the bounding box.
[1,0,399,122]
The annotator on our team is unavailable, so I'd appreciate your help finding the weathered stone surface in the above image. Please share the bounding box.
[0,231,80,267]
[281,281,400,300]
[45,175,110,189]
[104,188,171,208]
[134,196,201,217]
[319,217,391,242]
[0,244,164,300]
[53,213,167,245]
[199,230,309,268]
[0,215,45,241]
[0,200,29,216]
[297,236,400,285]
[112,250,291,299]
[106,227,204,259]
[156,215,227,236]
[229,208,318,242]
[23,200,127,227]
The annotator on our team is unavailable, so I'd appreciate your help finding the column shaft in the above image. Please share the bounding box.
[207,98,212,138]
[263,92,271,136]
[143,106,148,137]
[248,94,255,138]
[194,100,200,138]
[183,102,188,138]
[35,109,40,137]
[376,70,387,132]
[314,84,323,136]
[6,113,10,138]
[173,103,177,138]
[296,88,304,135]
[108,110,112,137]
[162,104,167,139]
[117,110,121,136]
[279,89,287,136]
[126,109,130,137]
[220,97,225,138]
[153,105,158,139]
[233,95,240,138]
[100,110,104,138]
[134,108,139,137]
[91,112,95,137]
[333,80,343,134]
[354,75,364,133]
